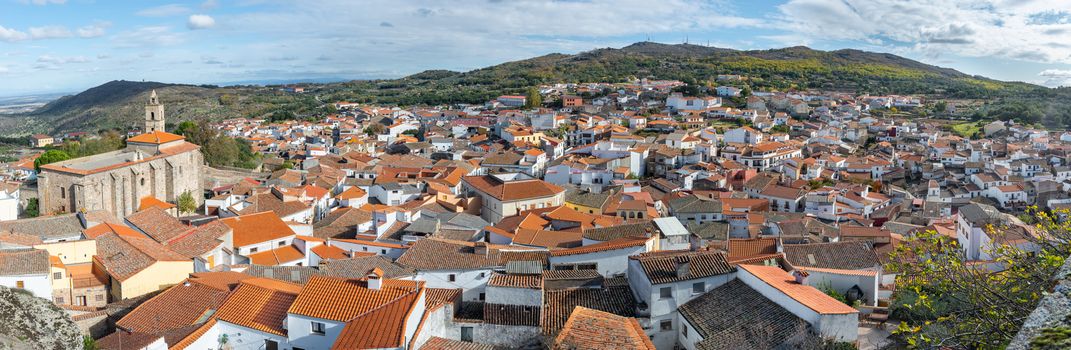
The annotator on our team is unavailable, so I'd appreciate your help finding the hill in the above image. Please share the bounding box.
[0,286,83,350]
[0,42,1059,135]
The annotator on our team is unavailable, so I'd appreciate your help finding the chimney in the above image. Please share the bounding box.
[792,270,809,284]
[675,257,690,278]
[474,241,488,256]
[367,267,384,290]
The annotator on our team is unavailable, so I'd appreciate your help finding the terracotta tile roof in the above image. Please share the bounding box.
[95,231,189,281]
[335,186,367,200]
[115,280,228,334]
[0,249,49,275]
[310,244,349,260]
[677,279,810,350]
[424,287,461,311]
[581,222,656,241]
[213,278,301,336]
[397,238,538,270]
[0,230,43,247]
[484,303,540,326]
[83,222,147,239]
[313,207,372,239]
[220,211,297,248]
[235,191,311,219]
[629,250,735,284]
[739,264,858,315]
[330,288,423,350]
[553,306,655,350]
[512,228,583,249]
[727,237,778,261]
[126,206,189,243]
[419,337,498,350]
[288,275,422,322]
[247,245,305,265]
[188,271,255,291]
[322,255,416,279]
[40,142,200,176]
[462,175,565,201]
[165,221,230,258]
[488,272,542,289]
[127,130,185,144]
[170,319,216,350]
[542,284,635,335]
[782,241,880,270]
[796,266,878,277]
[138,196,176,211]
[549,236,649,257]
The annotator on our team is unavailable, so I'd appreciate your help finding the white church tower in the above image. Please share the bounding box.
[145,89,165,133]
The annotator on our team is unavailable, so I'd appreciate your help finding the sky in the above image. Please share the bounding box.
[2,0,1071,96]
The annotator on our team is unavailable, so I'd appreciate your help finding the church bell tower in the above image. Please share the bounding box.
[145,90,166,133]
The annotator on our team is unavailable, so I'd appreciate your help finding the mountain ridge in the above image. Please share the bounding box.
[0,42,1054,136]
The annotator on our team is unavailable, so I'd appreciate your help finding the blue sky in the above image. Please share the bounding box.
[2,0,1071,96]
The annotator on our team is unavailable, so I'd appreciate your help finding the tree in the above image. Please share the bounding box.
[34,150,71,172]
[524,87,542,108]
[888,207,1071,348]
[83,336,99,350]
[24,198,39,218]
[177,191,196,215]
[278,160,295,171]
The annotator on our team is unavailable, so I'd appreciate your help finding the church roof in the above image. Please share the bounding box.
[128,130,184,144]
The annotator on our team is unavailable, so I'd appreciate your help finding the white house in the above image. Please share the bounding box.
[626,250,737,349]
[0,249,52,300]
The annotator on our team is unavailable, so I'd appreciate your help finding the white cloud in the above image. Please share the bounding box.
[28,26,72,39]
[77,22,111,38]
[0,65,9,74]
[37,55,89,64]
[1039,69,1071,87]
[774,0,1071,65]
[137,4,191,17]
[111,26,185,48]
[187,14,216,30]
[200,0,218,10]
[0,26,30,42]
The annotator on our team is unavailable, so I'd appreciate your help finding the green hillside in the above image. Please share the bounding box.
[0,42,1061,136]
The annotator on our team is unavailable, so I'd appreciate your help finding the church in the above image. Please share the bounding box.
[38,90,204,217]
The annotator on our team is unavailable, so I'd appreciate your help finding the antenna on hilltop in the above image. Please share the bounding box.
[685,35,689,44]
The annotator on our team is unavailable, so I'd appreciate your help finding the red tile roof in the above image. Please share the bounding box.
[220,211,297,248]
[553,306,655,350]
[115,280,228,334]
[739,264,858,315]
[462,175,565,201]
[213,278,302,336]
[287,275,422,322]
[127,130,184,144]
[247,245,305,265]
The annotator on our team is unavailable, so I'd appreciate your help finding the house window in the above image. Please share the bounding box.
[278,241,286,247]
[381,249,387,254]
[54,272,63,280]
[479,293,486,301]
[578,263,597,270]
[682,324,689,337]
[311,321,326,335]
[56,297,64,304]
[659,287,671,299]
[660,319,672,331]
[692,282,705,294]
[249,247,258,253]
[265,340,279,350]
[448,274,456,282]
[95,295,104,301]
[461,327,474,342]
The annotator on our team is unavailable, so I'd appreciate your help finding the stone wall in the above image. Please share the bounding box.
[1008,256,1071,349]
